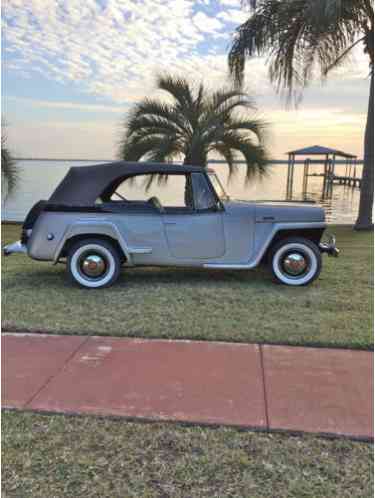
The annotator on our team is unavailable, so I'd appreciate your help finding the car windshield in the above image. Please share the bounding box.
[208,172,229,201]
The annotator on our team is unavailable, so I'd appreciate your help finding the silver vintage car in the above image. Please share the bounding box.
[4,161,339,288]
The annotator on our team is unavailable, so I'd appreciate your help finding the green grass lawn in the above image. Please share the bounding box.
[2,411,373,498]
[2,223,373,349]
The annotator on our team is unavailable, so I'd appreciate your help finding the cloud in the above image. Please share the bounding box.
[3,0,212,103]
[218,8,248,24]
[193,11,224,33]
[218,0,244,7]
[2,0,370,159]
[3,0,369,106]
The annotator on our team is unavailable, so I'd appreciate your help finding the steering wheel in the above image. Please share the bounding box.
[148,196,164,212]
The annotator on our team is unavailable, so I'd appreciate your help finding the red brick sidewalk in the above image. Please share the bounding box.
[2,333,373,440]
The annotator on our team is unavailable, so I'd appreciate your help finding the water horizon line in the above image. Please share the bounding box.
[14,158,364,165]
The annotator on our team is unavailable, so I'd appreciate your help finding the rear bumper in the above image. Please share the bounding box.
[319,234,339,257]
[3,240,27,256]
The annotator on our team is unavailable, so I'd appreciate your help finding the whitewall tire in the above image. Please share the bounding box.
[67,239,121,289]
[269,237,322,286]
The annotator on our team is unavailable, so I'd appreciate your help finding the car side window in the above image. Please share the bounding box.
[109,174,194,212]
[191,173,217,211]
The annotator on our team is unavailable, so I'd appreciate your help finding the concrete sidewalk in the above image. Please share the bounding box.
[2,333,373,440]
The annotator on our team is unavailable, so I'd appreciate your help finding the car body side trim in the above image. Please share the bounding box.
[127,247,153,254]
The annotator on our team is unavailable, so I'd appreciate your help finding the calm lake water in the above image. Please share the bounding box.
[2,160,362,224]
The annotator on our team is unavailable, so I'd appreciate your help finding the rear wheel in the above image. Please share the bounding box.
[269,237,322,286]
[67,238,121,288]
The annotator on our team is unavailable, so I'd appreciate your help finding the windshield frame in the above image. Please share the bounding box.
[207,172,230,201]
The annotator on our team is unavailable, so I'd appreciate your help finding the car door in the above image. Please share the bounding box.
[163,172,225,260]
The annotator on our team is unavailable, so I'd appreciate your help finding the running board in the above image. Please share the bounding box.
[204,261,257,270]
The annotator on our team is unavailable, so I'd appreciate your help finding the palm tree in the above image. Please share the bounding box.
[228,0,374,230]
[1,132,18,198]
[120,74,269,181]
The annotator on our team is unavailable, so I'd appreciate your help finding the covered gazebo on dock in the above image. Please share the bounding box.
[286,145,358,199]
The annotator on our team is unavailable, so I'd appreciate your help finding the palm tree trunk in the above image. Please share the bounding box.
[183,152,206,168]
[355,72,374,230]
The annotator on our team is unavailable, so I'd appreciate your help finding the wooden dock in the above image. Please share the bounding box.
[331,175,362,187]
[306,173,362,188]
[286,145,361,201]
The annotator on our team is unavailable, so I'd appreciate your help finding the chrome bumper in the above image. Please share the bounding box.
[319,234,339,257]
[3,240,27,256]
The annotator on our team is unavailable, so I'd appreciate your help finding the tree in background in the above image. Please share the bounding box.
[229,0,373,230]
[1,126,18,198]
[120,74,269,181]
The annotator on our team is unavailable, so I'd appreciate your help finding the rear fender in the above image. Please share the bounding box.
[53,221,133,264]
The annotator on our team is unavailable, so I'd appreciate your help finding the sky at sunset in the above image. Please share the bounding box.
[2,0,371,160]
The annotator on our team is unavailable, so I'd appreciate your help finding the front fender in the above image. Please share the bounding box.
[204,222,326,269]
[252,222,327,266]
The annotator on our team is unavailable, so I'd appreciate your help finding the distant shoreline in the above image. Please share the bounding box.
[14,158,364,165]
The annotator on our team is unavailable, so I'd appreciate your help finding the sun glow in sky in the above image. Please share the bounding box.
[2,0,370,159]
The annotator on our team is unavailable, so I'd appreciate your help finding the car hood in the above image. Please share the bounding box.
[224,199,325,223]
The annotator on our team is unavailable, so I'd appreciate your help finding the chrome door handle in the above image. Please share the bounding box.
[164,221,177,225]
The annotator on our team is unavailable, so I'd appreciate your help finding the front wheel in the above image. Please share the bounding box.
[269,237,322,286]
[67,238,121,289]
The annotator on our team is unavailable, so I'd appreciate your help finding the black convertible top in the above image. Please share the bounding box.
[48,161,203,205]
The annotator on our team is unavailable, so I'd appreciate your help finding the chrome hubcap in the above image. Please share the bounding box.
[80,254,106,278]
[282,252,307,276]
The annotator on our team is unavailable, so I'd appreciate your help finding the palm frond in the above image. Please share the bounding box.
[202,110,266,154]
[142,172,172,191]
[125,116,183,145]
[1,134,18,196]
[212,142,237,181]
[218,131,269,181]
[126,99,190,135]
[210,88,255,111]
[156,74,194,109]
[200,94,259,147]
[224,117,268,142]
[120,73,270,182]
[122,133,180,161]
[156,74,199,130]
[146,135,183,162]
[229,0,373,96]
[322,36,365,75]
[195,83,205,111]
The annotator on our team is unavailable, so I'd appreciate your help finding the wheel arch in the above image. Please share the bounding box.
[53,222,131,263]
[260,226,325,264]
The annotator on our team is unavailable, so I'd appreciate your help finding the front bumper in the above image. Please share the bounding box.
[3,240,27,256]
[319,234,339,257]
